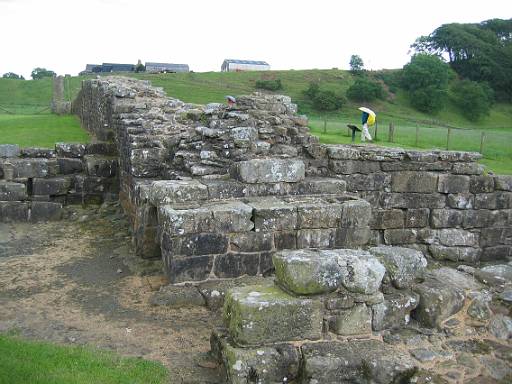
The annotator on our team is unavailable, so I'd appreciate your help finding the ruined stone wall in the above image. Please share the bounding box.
[0,143,118,222]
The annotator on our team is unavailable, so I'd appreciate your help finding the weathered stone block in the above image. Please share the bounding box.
[164,254,214,283]
[224,283,322,346]
[430,209,464,228]
[481,246,511,261]
[383,229,418,244]
[32,177,72,196]
[85,142,117,156]
[447,193,474,209]
[10,159,48,178]
[273,249,342,295]
[474,192,512,209]
[291,178,346,195]
[210,201,254,232]
[55,143,86,158]
[372,289,419,331]
[343,173,391,192]
[451,162,484,175]
[29,202,63,222]
[333,249,385,294]
[274,231,297,250]
[438,174,470,194]
[214,253,260,278]
[381,161,451,172]
[339,199,371,228]
[0,201,28,222]
[159,206,212,236]
[148,180,208,205]
[382,193,446,209]
[0,144,20,158]
[462,210,494,228]
[391,172,438,193]
[57,158,83,174]
[249,198,297,231]
[494,175,512,191]
[0,181,26,201]
[229,232,273,253]
[296,228,336,248]
[296,201,342,229]
[203,180,246,200]
[405,208,429,228]
[429,245,480,263]
[326,145,360,160]
[21,148,55,158]
[235,159,305,183]
[161,232,229,257]
[84,155,118,177]
[370,209,404,229]
[438,228,478,247]
[331,303,372,335]
[470,175,495,193]
[130,147,166,178]
[370,246,427,289]
[329,160,380,174]
[335,227,371,247]
[479,228,511,247]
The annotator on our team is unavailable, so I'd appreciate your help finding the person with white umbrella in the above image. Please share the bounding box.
[358,107,375,142]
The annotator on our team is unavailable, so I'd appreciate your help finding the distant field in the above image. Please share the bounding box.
[0,114,89,148]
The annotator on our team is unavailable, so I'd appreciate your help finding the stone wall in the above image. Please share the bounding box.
[0,142,118,222]
[71,76,511,283]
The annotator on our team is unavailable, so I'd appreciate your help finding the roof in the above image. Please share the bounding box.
[85,64,100,71]
[223,59,269,65]
[146,62,189,68]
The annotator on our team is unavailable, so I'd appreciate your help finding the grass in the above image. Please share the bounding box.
[0,114,89,148]
[0,333,169,384]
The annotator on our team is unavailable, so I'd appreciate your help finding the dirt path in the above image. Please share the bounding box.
[0,204,223,384]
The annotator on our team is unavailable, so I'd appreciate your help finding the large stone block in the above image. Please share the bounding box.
[343,173,391,192]
[130,147,166,177]
[249,198,297,231]
[474,192,512,209]
[210,201,254,232]
[32,177,72,196]
[370,246,427,289]
[214,253,260,278]
[430,209,464,228]
[229,232,273,253]
[470,175,495,193]
[296,200,342,229]
[148,180,208,205]
[335,227,371,247]
[438,228,478,246]
[29,202,63,222]
[370,209,404,229]
[438,174,470,194]
[429,245,480,263]
[494,175,512,191]
[462,209,495,228]
[291,178,346,195]
[223,283,322,346]
[163,254,214,283]
[372,289,419,331]
[159,206,212,236]
[302,340,416,384]
[329,160,380,174]
[0,181,26,201]
[84,155,118,177]
[273,249,342,295]
[339,199,371,228]
[0,201,28,222]
[235,159,305,183]
[382,193,446,209]
[405,208,429,228]
[331,303,372,335]
[296,228,336,248]
[447,193,474,209]
[0,144,20,158]
[391,172,438,193]
[333,249,385,294]
[57,158,83,174]
[274,231,297,250]
[383,228,418,244]
[326,145,361,160]
[162,231,229,257]
[55,143,86,158]
[10,159,49,178]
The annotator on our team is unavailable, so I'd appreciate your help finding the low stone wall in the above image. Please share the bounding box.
[0,143,118,222]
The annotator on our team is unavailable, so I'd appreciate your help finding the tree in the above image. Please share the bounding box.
[349,55,364,73]
[346,77,384,102]
[401,54,453,113]
[31,67,56,80]
[303,82,344,111]
[2,72,24,80]
[451,80,493,121]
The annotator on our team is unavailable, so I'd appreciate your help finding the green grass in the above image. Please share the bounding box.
[0,333,169,384]
[0,114,90,148]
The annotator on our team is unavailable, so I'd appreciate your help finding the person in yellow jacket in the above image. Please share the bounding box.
[359,107,375,142]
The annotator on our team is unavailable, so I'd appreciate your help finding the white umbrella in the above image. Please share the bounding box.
[357,106,375,117]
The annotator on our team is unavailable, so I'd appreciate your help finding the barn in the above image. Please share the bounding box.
[145,62,190,73]
[221,59,270,72]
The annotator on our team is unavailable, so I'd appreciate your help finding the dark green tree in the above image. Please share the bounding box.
[401,54,453,113]
[2,72,24,79]
[349,55,364,73]
[346,77,384,102]
[451,80,493,121]
[31,67,56,80]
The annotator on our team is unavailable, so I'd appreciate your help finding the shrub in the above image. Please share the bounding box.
[255,79,282,91]
[346,77,384,102]
[451,80,494,121]
[303,82,344,111]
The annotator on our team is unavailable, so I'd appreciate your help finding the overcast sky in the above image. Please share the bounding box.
[1,0,510,79]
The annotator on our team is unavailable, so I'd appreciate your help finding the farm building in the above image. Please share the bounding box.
[97,63,135,73]
[145,62,189,73]
[221,59,270,72]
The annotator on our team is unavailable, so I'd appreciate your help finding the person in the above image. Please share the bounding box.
[361,110,373,142]
[225,95,236,108]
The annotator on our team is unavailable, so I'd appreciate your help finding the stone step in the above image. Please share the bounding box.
[233,158,305,183]
[223,281,323,346]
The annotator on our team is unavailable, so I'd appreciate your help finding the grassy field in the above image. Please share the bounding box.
[0,114,89,148]
[0,334,169,384]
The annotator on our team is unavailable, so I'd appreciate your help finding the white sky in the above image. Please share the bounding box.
[1,0,511,79]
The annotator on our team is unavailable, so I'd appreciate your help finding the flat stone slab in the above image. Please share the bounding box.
[273,249,341,295]
[333,249,386,294]
[223,282,322,346]
[148,180,208,205]
[235,158,305,183]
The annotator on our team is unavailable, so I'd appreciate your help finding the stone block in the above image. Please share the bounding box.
[462,210,494,228]
[21,148,55,158]
[55,142,86,158]
[438,174,470,194]
[372,289,419,331]
[481,246,511,261]
[159,206,212,236]
[274,231,297,250]
[291,178,346,195]
[0,201,28,222]
[326,145,360,160]
[333,249,385,294]
[479,228,511,247]
[273,249,342,295]
[0,181,26,201]
[383,228,418,244]
[230,127,258,147]
[249,198,297,231]
[391,172,438,193]
[85,142,117,156]
[214,253,260,278]
[331,303,372,335]
[429,245,480,263]
[494,175,512,191]
[370,245,427,289]
[329,160,380,174]
[29,202,63,222]
[229,232,273,253]
[382,193,446,209]
[148,180,208,205]
[470,175,495,193]
[447,193,474,209]
[343,173,391,192]
[370,209,404,229]
[84,155,118,177]
[405,208,430,228]
[335,227,371,247]
[339,199,371,228]
[161,232,229,257]
[381,161,451,172]
[0,144,20,157]
[203,180,246,200]
[296,200,342,229]
[301,340,416,384]
[452,162,484,175]
[210,201,254,232]
[430,209,464,228]
[130,147,166,177]
[223,283,322,346]
[57,158,83,174]
[438,228,478,247]
[10,159,48,178]
[163,254,214,283]
[32,177,72,196]
[296,228,336,248]
[235,159,305,183]
[474,192,512,209]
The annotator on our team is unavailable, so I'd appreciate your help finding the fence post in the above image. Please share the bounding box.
[374,121,378,141]
[388,122,394,142]
[446,128,452,150]
[323,119,327,134]
[415,125,419,147]
[480,132,486,155]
